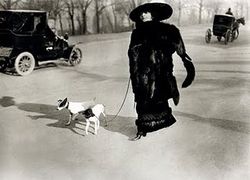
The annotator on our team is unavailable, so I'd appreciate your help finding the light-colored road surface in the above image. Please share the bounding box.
[0,24,249,180]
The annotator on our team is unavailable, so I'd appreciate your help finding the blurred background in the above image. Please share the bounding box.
[0,0,249,35]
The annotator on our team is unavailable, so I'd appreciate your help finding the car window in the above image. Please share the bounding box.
[11,13,25,32]
[21,16,34,32]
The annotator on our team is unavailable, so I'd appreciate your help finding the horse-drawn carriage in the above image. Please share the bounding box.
[205,14,245,45]
[0,10,82,75]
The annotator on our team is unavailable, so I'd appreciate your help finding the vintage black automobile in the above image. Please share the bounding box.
[0,10,82,75]
[205,14,236,45]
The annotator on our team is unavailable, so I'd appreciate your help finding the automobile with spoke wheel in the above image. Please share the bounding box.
[0,10,82,76]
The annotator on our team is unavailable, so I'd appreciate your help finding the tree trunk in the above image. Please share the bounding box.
[95,0,100,33]
[82,11,87,34]
[59,13,64,35]
[77,15,82,35]
[6,0,11,9]
[198,0,203,24]
[70,15,75,35]
[240,4,244,17]
[105,13,114,33]
[178,0,182,26]
[112,5,118,32]
[247,3,249,20]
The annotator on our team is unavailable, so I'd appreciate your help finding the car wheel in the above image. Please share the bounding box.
[205,29,212,43]
[224,30,231,45]
[0,59,6,72]
[69,47,82,66]
[14,52,35,76]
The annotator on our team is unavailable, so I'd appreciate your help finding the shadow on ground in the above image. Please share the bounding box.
[176,73,249,93]
[184,31,249,48]
[104,115,137,139]
[0,96,16,107]
[14,101,136,138]
[16,102,88,136]
[174,111,250,134]
[2,97,248,137]
[0,62,58,76]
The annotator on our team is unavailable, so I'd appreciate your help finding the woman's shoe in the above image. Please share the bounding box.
[130,134,142,141]
[129,131,144,141]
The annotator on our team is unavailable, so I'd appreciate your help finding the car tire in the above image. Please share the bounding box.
[224,30,231,45]
[0,59,7,72]
[69,47,82,66]
[14,52,35,76]
[205,29,212,43]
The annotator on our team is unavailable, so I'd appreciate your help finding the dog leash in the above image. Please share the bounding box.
[105,78,131,125]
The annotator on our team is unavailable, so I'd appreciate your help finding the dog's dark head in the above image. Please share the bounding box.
[57,98,68,110]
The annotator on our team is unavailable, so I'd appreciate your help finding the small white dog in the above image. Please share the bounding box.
[80,104,105,135]
[57,97,95,126]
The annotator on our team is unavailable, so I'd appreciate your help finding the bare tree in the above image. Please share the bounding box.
[198,0,203,24]
[64,0,76,35]
[175,0,190,26]
[107,0,130,33]
[118,0,149,28]
[115,1,132,27]
[190,0,204,24]
[58,12,64,35]
[21,0,35,9]
[110,0,118,32]
[50,0,64,27]
[94,0,106,33]
[46,0,66,35]
[77,0,93,34]
[76,14,82,34]
[103,11,113,33]
[94,0,119,33]
[247,1,249,20]
[177,0,182,26]
[204,0,224,22]
[0,0,22,9]
[234,0,248,17]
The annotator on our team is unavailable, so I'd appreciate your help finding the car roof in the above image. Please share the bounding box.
[0,9,46,14]
[214,14,234,18]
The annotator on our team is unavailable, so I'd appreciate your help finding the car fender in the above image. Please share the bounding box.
[63,45,74,59]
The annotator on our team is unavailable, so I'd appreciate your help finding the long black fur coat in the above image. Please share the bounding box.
[128,21,189,104]
[128,21,195,135]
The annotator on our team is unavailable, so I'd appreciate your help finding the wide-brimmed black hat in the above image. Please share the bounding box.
[129,2,173,22]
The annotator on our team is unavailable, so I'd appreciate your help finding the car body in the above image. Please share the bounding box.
[0,10,82,75]
[205,14,236,45]
[212,14,235,37]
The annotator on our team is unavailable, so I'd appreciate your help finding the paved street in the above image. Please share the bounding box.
[0,24,249,180]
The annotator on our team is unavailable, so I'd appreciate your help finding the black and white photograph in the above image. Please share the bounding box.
[0,0,249,179]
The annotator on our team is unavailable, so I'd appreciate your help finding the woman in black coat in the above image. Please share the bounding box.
[128,3,195,140]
